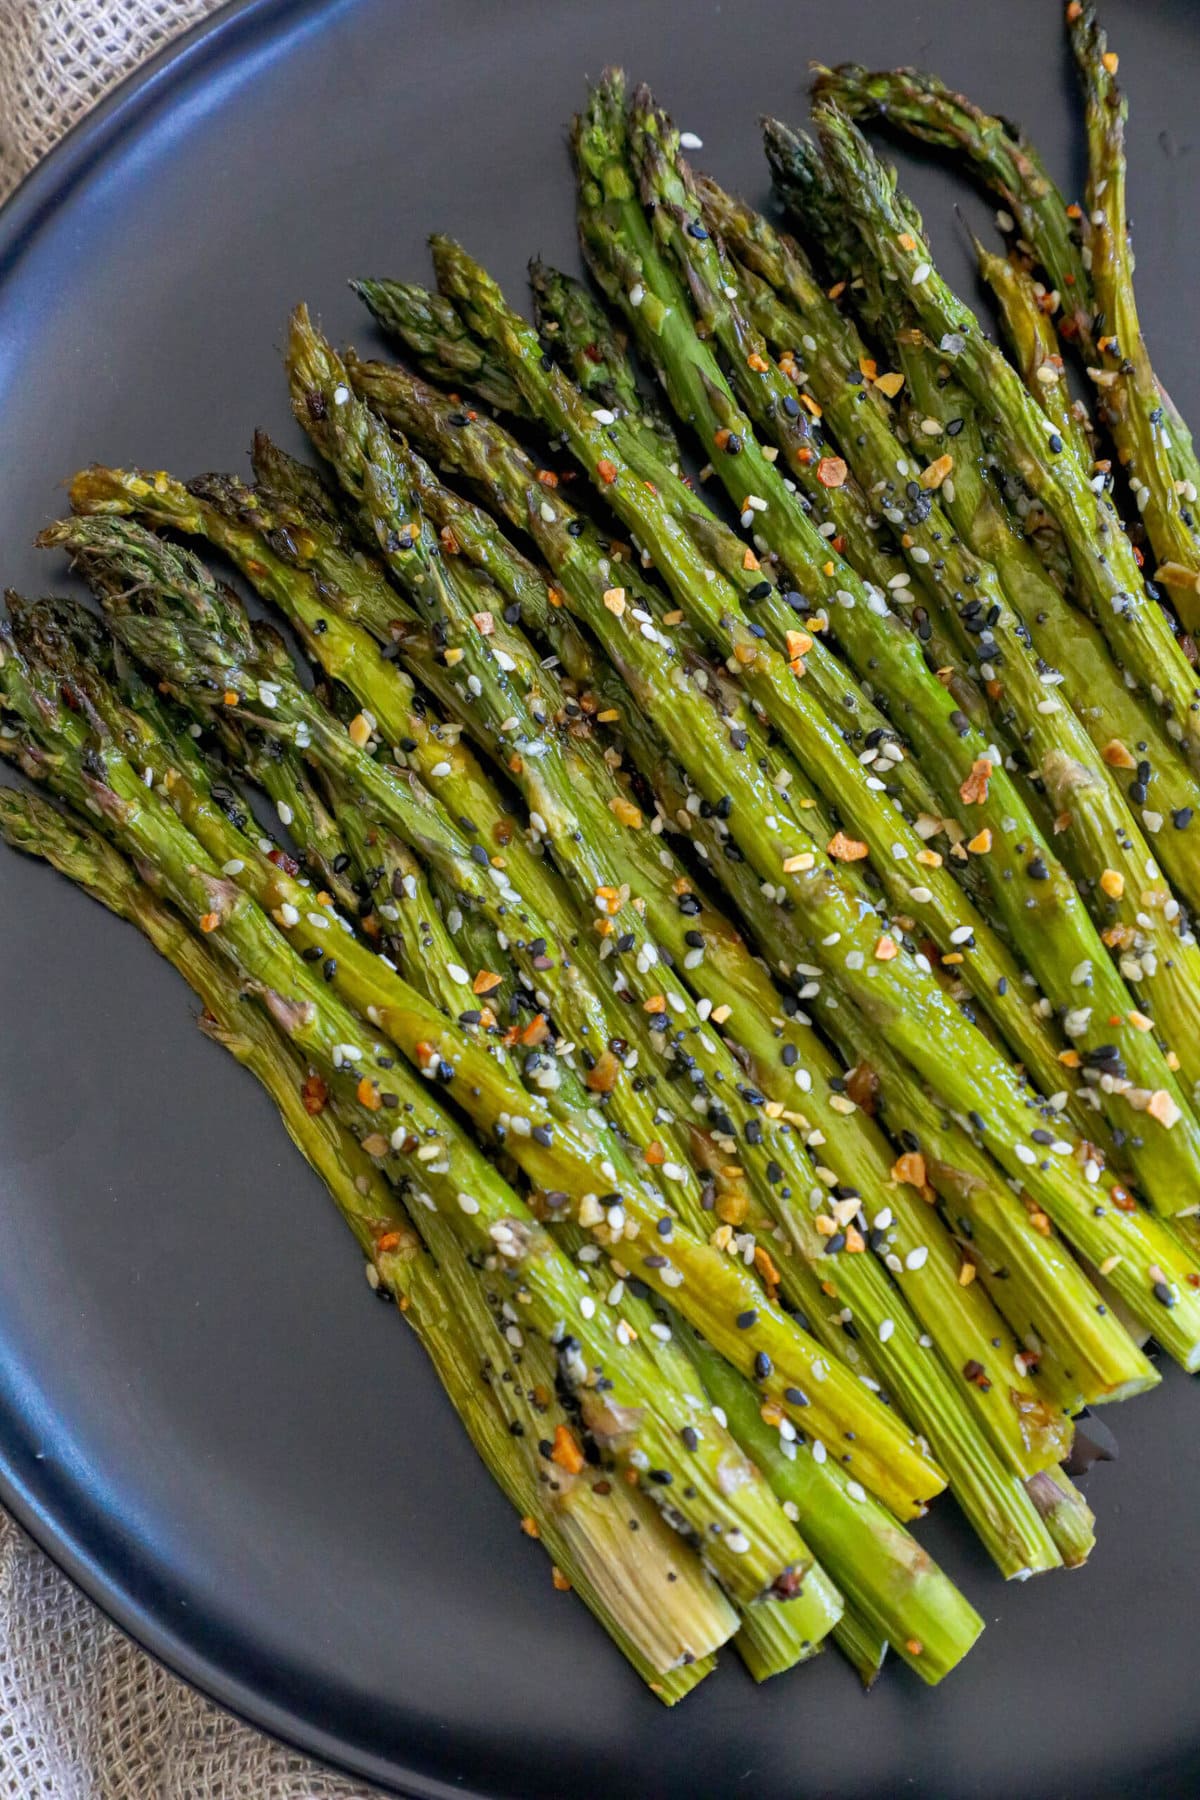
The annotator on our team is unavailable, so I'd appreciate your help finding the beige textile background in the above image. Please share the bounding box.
[0,4,384,1794]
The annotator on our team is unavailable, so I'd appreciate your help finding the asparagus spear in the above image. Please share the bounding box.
[352,280,527,418]
[1066,3,1200,628]
[0,785,734,1694]
[804,229,1200,926]
[44,504,1074,1567]
[14,565,938,1527]
[781,109,1200,772]
[974,246,1095,474]
[618,696,1149,1411]
[685,1326,984,1684]
[177,431,1096,1553]
[429,241,1200,1221]
[528,256,682,467]
[811,50,1200,513]
[333,287,1200,1362]
[810,61,1093,339]
[2,620,847,1601]
[559,1221,844,1676]
[608,82,1200,1192]
[689,189,1200,1100]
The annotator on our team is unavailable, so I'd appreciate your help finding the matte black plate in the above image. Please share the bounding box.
[2,1,1199,1794]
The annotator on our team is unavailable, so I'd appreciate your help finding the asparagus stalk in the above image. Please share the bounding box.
[333,281,1200,1367]
[528,256,682,467]
[352,280,528,418]
[620,698,1148,1411]
[837,265,1200,928]
[45,506,1072,1565]
[810,50,1200,513]
[692,193,1200,1100]
[610,83,1200,1194]
[974,246,1095,474]
[810,61,1094,338]
[429,235,1200,1220]
[2,621,840,1603]
[14,565,938,1526]
[783,108,1200,772]
[0,785,733,1693]
[559,1221,844,1676]
[685,1326,984,1684]
[1066,3,1200,628]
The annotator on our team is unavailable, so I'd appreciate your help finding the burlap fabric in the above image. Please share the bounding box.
[0,6,385,1793]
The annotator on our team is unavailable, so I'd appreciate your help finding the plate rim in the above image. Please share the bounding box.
[0,8,469,1790]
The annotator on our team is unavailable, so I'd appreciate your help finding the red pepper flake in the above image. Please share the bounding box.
[302,1073,329,1116]
[597,459,618,484]
[267,846,301,877]
[551,1424,585,1474]
[816,456,848,488]
[644,1140,666,1166]
[356,1076,382,1112]
[536,469,558,488]
[199,911,220,934]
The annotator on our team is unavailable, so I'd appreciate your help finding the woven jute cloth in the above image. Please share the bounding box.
[0,7,384,1794]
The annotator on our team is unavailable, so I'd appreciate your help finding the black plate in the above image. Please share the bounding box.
[2,1,1200,1794]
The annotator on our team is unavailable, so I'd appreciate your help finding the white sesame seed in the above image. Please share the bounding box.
[904,1245,928,1271]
